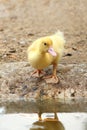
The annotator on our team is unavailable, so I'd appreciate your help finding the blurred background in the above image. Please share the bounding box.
[0,0,87,63]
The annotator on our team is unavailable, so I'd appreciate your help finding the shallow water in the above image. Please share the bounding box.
[0,99,87,130]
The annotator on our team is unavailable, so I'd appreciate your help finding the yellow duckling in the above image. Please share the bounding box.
[27,31,65,83]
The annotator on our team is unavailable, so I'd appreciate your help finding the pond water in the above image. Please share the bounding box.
[0,99,87,130]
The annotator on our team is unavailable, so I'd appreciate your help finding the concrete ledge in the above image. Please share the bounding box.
[0,62,87,101]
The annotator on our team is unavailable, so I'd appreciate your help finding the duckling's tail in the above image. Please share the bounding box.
[55,30,66,44]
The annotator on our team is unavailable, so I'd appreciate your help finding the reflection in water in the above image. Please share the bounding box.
[0,112,87,130]
[30,112,65,130]
[0,99,87,130]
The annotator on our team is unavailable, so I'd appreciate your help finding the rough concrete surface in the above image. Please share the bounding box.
[0,62,87,101]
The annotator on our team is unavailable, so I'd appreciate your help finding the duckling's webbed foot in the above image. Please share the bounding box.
[31,69,45,77]
[43,75,59,84]
[43,63,59,83]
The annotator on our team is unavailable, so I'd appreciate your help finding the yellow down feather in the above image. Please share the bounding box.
[27,31,65,70]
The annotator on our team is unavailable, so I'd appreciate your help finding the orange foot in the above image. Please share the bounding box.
[31,70,46,77]
[43,75,59,84]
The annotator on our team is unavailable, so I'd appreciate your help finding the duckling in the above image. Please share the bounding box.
[27,31,65,83]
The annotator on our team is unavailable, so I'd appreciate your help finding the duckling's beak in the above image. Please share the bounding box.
[48,47,57,56]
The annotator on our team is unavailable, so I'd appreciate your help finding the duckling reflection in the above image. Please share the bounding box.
[30,112,65,130]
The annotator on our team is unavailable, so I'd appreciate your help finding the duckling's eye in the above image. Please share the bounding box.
[44,43,47,46]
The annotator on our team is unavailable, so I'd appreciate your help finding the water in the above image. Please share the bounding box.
[0,99,87,130]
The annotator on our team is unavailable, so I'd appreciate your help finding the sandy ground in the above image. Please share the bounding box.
[0,0,87,64]
[0,0,87,100]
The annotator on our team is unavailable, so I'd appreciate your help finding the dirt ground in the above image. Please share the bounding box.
[0,0,87,100]
[0,0,87,64]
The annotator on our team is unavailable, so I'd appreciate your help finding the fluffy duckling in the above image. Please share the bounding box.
[27,31,65,83]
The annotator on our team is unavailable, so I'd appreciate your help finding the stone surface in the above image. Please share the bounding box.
[0,62,87,101]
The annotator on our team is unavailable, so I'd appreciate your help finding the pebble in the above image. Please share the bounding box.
[18,40,27,46]
[71,88,75,94]
[3,40,7,44]
[9,48,16,53]
[0,28,4,31]
[64,53,72,57]
[27,33,34,36]
[12,38,17,41]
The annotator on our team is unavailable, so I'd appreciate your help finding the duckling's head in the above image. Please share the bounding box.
[38,37,57,56]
